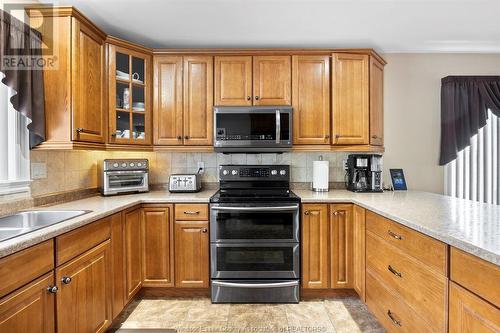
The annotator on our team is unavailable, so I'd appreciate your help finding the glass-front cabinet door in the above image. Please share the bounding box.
[108,44,151,145]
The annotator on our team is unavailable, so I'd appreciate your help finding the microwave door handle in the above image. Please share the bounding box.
[276,110,281,144]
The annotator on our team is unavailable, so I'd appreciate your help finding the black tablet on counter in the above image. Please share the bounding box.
[390,169,407,190]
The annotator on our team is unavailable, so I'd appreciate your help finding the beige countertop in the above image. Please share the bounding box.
[0,188,499,267]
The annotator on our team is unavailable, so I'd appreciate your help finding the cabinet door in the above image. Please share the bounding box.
[449,282,500,333]
[142,206,174,287]
[330,204,353,289]
[110,213,125,319]
[183,56,214,146]
[71,18,105,143]
[153,56,183,145]
[331,53,369,145]
[56,241,112,333]
[292,55,330,144]
[174,220,209,288]
[253,56,291,105]
[352,205,366,301]
[301,204,329,289]
[124,208,143,300]
[0,273,55,332]
[370,57,384,146]
[214,56,252,106]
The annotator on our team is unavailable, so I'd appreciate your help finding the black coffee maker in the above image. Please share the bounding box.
[346,154,383,192]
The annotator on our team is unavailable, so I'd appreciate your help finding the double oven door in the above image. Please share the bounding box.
[210,203,300,280]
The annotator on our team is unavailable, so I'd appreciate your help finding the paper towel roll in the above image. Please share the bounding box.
[312,160,329,192]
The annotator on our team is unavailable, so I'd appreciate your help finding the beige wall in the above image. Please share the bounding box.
[382,53,500,194]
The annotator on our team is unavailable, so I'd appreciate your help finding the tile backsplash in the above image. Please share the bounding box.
[27,150,350,198]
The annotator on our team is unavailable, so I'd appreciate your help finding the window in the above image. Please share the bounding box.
[445,109,500,205]
[0,75,31,197]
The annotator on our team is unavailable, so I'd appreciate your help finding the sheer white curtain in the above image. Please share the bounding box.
[0,77,31,196]
[445,109,500,205]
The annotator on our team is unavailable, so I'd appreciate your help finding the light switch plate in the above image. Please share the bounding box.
[31,162,47,179]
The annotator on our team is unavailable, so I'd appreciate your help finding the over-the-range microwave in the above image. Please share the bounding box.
[213,106,293,153]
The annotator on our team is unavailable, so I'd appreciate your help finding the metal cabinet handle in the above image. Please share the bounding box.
[255,96,260,100]
[201,228,208,233]
[304,210,310,215]
[388,230,403,240]
[184,135,189,140]
[75,128,99,135]
[325,135,330,139]
[47,285,58,294]
[335,134,341,139]
[184,211,200,215]
[177,136,182,140]
[372,135,378,139]
[61,276,72,284]
[247,96,251,101]
[388,265,402,278]
[333,211,338,216]
[387,310,402,326]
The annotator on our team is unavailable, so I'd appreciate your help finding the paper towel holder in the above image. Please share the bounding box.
[312,155,330,192]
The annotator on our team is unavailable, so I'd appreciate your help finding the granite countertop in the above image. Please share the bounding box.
[0,188,499,267]
[295,189,500,266]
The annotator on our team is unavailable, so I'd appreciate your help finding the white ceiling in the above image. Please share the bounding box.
[43,0,500,52]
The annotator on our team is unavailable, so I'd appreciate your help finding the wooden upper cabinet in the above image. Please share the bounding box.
[142,205,174,287]
[153,56,184,145]
[253,56,291,105]
[215,56,252,106]
[124,208,143,300]
[0,273,55,333]
[108,42,152,146]
[332,53,369,145]
[56,241,112,333]
[370,57,384,146]
[71,18,106,143]
[292,55,330,145]
[183,56,214,145]
[174,220,209,288]
[329,204,353,289]
[301,204,329,289]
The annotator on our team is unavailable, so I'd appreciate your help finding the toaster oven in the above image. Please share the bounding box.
[98,159,149,196]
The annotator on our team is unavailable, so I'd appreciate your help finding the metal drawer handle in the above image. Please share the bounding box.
[212,281,298,288]
[184,211,200,215]
[202,228,208,233]
[47,285,58,294]
[388,230,403,240]
[61,276,72,284]
[387,310,402,326]
[304,210,310,215]
[388,265,402,278]
[76,128,100,135]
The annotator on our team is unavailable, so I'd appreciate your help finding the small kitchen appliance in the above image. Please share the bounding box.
[346,154,383,192]
[213,106,293,152]
[168,173,202,193]
[210,164,300,303]
[98,159,149,196]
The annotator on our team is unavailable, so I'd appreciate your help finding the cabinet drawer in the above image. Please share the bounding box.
[366,231,447,332]
[56,216,111,266]
[175,204,209,220]
[366,271,432,333]
[0,240,54,298]
[366,211,447,275]
[451,247,500,307]
[449,281,500,333]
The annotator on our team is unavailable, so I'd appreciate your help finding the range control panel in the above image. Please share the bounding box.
[219,165,289,181]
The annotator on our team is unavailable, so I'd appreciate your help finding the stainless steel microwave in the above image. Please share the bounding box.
[213,106,293,152]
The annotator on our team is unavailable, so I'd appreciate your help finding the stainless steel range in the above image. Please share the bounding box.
[210,164,300,303]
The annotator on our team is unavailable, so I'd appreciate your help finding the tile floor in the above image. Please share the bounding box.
[110,296,385,333]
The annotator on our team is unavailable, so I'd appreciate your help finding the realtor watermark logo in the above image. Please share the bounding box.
[1,2,58,70]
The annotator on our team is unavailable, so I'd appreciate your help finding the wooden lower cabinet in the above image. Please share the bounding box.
[124,207,143,300]
[329,204,353,289]
[174,220,209,288]
[449,282,500,333]
[56,240,112,333]
[0,273,55,332]
[352,205,366,300]
[301,204,329,289]
[110,212,126,319]
[142,205,174,287]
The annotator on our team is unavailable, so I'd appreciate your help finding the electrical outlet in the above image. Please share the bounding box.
[197,161,205,173]
[342,158,348,170]
[31,162,47,179]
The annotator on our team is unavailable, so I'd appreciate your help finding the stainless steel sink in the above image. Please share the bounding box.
[0,210,91,242]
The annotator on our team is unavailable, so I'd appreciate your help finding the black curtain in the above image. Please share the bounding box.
[0,8,45,148]
[439,76,500,165]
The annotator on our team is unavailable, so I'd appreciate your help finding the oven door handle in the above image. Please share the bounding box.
[211,205,298,212]
[212,281,298,288]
